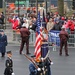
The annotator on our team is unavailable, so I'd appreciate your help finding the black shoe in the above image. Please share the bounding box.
[26,53,31,55]
[19,51,22,55]
[66,54,69,56]
[1,55,5,57]
[59,53,62,56]
[1,53,5,57]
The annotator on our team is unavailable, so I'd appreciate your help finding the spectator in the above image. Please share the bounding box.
[1,12,5,24]
[0,14,3,29]
[46,18,54,32]
[52,19,62,31]
[8,17,19,40]
[22,18,29,29]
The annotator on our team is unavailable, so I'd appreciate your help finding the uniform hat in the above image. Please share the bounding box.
[22,24,26,27]
[7,51,12,54]
[61,26,65,29]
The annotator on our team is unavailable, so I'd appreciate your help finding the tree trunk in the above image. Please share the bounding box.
[58,0,64,16]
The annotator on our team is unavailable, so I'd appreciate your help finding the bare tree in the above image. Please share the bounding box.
[58,0,64,16]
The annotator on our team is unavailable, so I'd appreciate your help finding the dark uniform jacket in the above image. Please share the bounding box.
[59,30,69,41]
[20,27,30,41]
[20,27,30,37]
[0,34,7,53]
[4,57,13,75]
[29,63,37,75]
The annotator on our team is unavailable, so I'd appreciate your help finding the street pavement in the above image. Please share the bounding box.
[0,45,75,75]
[0,26,75,75]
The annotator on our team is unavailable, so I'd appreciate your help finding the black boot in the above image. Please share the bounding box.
[1,53,5,57]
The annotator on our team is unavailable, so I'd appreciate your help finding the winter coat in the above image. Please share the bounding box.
[63,20,74,32]
[0,34,7,53]
[47,21,54,32]
[29,63,37,75]
[52,23,62,31]
[59,30,69,41]
[8,18,19,29]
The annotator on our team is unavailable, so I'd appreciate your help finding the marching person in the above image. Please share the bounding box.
[43,57,52,75]
[19,25,30,55]
[0,30,7,57]
[59,26,69,56]
[41,27,49,58]
[29,55,41,75]
[4,51,13,75]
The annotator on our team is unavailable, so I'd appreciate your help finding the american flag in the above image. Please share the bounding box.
[34,11,43,60]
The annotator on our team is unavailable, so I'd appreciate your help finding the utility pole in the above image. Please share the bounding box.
[18,0,19,17]
[3,0,6,29]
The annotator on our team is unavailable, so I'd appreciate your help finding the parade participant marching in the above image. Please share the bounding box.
[23,53,42,75]
[40,24,54,75]
[0,29,7,57]
[41,27,48,58]
[29,55,41,75]
[4,51,14,75]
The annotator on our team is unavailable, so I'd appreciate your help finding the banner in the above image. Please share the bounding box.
[49,30,60,46]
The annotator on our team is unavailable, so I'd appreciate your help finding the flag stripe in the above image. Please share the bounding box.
[34,11,43,60]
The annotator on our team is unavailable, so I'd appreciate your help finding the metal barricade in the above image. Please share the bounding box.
[68,33,75,47]
[4,29,36,44]
[5,29,75,48]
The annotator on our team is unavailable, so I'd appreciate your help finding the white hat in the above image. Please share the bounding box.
[23,18,26,21]
[22,24,26,27]
[61,26,65,29]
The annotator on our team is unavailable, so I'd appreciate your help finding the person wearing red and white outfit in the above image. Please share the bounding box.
[8,16,19,40]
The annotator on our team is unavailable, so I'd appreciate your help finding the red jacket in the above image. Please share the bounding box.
[67,20,74,31]
[8,18,19,29]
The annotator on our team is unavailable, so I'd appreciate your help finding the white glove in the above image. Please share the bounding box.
[41,57,44,61]
[51,62,53,65]
[42,67,44,71]
[12,73,15,75]
[37,68,41,71]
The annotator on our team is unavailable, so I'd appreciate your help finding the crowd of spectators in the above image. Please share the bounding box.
[7,12,75,41]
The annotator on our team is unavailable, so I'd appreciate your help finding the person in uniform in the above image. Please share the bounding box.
[4,51,13,75]
[41,27,49,58]
[29,55,41,75]
[19,25,30,54]
[44,57,52,75]
[59,26,69,56]
[0,29,7,57]
[40,27,52,75]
